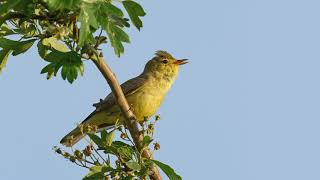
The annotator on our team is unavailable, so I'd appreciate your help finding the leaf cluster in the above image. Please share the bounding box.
[0,0,146,82]
[55,116,182,180]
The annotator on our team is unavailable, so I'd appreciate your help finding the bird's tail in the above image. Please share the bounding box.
[60,111,119,147]
[60,126,84,147]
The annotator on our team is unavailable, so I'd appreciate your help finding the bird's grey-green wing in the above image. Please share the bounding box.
[103,76,147,105]
[81,76,147,123]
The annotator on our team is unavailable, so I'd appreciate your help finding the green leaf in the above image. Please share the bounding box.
[83,165,114,180]
[88,133,103,147]
[111,141,135,160]
[77,63,84,76]
[143,135,153,147]
[117,146,134,161]
[122,176,135,180]
[113,26,130,43]
[43,50,66,62]
[0,23,16,36]
[37,40,48,58]
[43,0,81,10]
[151,160,182,180]
[11,39,36,56]
[61,65,69,80]
[122,1,146,30]
[101,3,124,17]
[100,20,130,57]
[40,63,55,74]
[39,49,83,83]
[0,0,22,15]
[42,37,69,52]
[83,166,105,180]
[100,129,115,146]
[0,38,36,54]
[138,166,149,177]
[67,66,77,83]
[0,38,21,49]
[0,49,12,73]
[125,161,141,171]
[40,62,58,80]
[79,2,99,47]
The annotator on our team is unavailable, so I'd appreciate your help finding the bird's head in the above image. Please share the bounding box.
[143,50,188,79]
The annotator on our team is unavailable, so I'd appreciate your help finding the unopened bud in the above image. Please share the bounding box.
[147,124,154,135]
[83,145,93,156]
[120,133,127,139]
[69,156,76,162]
[92,125,98,133]
[74,150,83,159]
[54,147,62,154]
[154,142,160,150]
[155,115,161,121]
[63,152,70,158]
[84,125,92,133]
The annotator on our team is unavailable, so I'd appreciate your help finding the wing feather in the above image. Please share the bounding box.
[81,75,147,124]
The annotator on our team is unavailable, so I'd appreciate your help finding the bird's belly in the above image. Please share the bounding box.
[126,90,163,121]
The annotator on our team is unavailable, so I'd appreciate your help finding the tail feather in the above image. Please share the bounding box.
[60,127,84,147]
[60,111,120,147]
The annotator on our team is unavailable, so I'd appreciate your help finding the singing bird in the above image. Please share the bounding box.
[60,50,188,146]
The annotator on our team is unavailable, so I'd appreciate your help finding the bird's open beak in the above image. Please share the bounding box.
[174,59,188,65]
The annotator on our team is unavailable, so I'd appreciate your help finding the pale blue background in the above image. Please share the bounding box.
[1,0,320,179]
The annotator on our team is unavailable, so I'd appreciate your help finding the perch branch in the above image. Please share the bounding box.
[91,54,162,180]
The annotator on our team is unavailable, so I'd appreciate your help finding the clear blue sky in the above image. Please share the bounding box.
[1,0,320,179]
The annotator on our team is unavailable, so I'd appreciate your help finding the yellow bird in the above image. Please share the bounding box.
[60,50,188,146]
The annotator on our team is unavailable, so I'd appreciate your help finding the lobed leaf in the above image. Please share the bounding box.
[151,160,182,180]
[43,0,81,10]
[39,49,83,83]
[88,133,103,147]
[42,37,69,52]
[11,39,36,56]
[83,165,114,180]
[100,129,115,146]
[101,3,124,17]
[79,2,99,47]
[100,20,130,57]
[0,49,12,73]
[125,161,141,171]
[122,1,146,31]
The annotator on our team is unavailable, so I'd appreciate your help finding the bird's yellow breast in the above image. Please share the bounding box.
[126,77,173,121]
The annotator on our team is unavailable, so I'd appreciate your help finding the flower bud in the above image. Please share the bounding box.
[155,115,161,121]
[83,145,93,156]
[69,156,76,163]
[74,150,83,159]
[63,152,70,158]
[147,124,154,135]
[84,125,92,133]
[120,133,127,139]
[54,147,62,154]
[92,125,98,133]
[154,142,160,150]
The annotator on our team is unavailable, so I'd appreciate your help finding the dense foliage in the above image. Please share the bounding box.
[0,0,144,82]
[0,0,181,179]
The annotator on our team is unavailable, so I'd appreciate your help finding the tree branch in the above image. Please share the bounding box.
[91,54,162,180]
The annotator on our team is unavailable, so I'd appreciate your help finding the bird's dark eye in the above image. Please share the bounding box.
[162,59,168,64]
